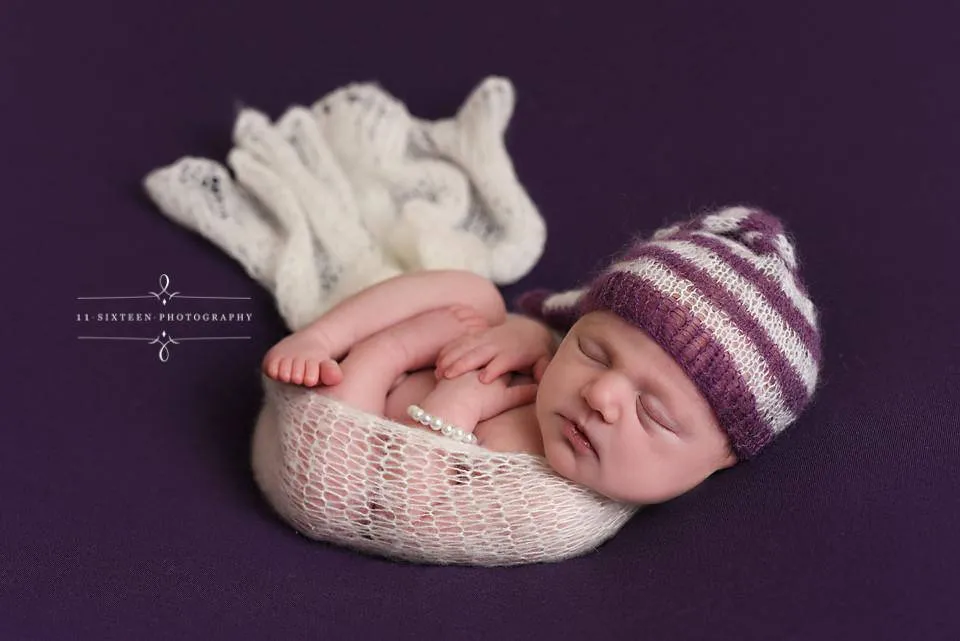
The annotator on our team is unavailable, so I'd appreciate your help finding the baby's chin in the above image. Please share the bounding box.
[539,429,584,483]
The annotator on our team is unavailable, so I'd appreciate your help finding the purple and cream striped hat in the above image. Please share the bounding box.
[516,205,822,461]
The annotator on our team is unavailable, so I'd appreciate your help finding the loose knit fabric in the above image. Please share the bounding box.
[144,76,546,331]
[252,377,639,566]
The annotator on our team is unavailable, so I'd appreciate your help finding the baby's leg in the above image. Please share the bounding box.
[316,305,486,416]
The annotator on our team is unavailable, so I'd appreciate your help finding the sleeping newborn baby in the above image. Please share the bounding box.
[263,206,822,505]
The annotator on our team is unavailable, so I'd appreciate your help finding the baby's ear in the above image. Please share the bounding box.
[533,355,552,383]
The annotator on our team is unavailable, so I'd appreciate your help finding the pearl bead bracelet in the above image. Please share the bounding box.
[406,405,478,445]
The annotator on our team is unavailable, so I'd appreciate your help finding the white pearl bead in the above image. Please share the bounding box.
[405,405,480,445]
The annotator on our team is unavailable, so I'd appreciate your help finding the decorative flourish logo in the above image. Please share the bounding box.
[76,273,255,362]
[149,274,179,306]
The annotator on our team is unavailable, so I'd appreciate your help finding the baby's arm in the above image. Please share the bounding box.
[408,369,538,440]
[408,314,551,439]
[263,270,506,386]
[434,313,559,383]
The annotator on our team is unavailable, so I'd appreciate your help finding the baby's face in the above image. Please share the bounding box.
[535,310,737,504]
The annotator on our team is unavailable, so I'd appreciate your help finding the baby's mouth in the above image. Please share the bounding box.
[560,415,596,456]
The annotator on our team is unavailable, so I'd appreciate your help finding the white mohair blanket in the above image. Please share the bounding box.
[144,77,638,565]
[144,76,547,331]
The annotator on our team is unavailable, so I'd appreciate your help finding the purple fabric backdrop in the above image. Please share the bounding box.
[2,1,958,639]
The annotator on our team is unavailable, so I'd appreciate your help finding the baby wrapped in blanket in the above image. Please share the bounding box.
[262,205,822,517]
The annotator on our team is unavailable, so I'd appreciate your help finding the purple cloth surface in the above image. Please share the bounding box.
[2,1,958,640]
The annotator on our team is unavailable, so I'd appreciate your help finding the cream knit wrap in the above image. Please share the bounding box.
[252,378,639,566]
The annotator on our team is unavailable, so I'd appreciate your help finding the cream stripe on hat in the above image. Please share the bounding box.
[648,240,819,396]
[611,256,797,434]
[690,231,818,328]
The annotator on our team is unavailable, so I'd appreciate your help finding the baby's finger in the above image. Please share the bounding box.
[479,354,514,383]
[533,355,551,383]
[445,344,498,378]
[436,337,480,371]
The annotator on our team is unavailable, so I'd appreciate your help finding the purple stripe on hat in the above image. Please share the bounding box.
[581,270,773,459]
[731,213,814,303]
[514,289,552,316]
[678,232,822,367]
[514,289,581,333]
[630,245,812,418]
[736,210,784,237]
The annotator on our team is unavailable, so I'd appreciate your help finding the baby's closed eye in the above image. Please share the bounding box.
[577,337,607,364]
[637,394,676,432]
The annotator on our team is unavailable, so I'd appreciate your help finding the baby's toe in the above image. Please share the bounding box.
[449,304,488,330]
[302,360,321,386]
[263,356,277,379]
[277,357,294,382]
[320,359,343,385]
[290,359,307,384]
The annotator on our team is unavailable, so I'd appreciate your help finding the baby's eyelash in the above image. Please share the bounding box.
[577,337,605,363]
[637,395,673,432]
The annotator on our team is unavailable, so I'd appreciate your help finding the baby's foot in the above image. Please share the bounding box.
[369,304,490,375]
[313,83,412,170]
[447,303,490,334]
[263,329,342,387]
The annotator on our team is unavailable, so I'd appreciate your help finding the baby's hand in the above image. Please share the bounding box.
[262,331,342,387]
[435,315,555,383]
[423,370,538,431]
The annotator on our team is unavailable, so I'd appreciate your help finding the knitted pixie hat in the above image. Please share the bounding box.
[515,205,822,461]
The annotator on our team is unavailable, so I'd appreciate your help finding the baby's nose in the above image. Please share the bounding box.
[582,371,627,424]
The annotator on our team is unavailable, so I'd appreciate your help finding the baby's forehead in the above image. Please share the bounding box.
[572,312,691,380]
[574,310,650,343]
